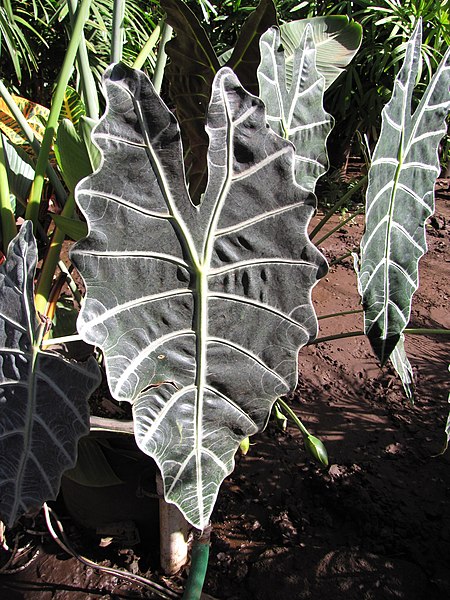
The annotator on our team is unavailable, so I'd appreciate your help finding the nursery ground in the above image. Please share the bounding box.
[1,189,449,600]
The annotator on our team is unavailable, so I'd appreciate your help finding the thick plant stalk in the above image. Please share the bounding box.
[152,22,173,94]
[0,81,67,206]
[67,0,99,120]
[156,473,189,575]
[182,526,211,600]
[111,0,126,63]
[0,138,16,253]
[25,0,92,228]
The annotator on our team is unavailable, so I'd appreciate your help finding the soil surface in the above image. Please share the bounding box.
[1,187,449,600]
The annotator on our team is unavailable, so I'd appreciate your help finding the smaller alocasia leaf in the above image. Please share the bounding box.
[0,222,101,526]
[280,16,362,90]
[258,25,333,194]
[357,21,450,365]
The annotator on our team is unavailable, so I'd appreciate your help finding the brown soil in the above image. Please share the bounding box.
[1,191,449,600]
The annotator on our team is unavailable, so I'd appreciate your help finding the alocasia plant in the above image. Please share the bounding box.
[70,63,327,529]
[356,21,450,387]
[257,24,334,193]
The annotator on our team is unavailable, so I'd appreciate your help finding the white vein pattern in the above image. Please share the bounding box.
[71,65,326,529]
[0,224,100,527]
[358,22,450,364]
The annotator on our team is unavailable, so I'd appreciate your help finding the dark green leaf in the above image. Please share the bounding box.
[51,213,88,241]
[226,0,277,95]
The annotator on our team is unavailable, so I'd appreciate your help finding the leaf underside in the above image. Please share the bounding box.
[71,64,327,529]
[0,223,101,527]
[258,25,333,193]
[358,22,450,365]
[280,16,362,90]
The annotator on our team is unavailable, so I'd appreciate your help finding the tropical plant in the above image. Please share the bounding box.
[0,0,159,103]
[279,0,450,165]
[0,0,449,598]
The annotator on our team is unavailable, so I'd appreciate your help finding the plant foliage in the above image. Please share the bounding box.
[356,21,450,369]
[0,222,101,526]
[70,63,327,528]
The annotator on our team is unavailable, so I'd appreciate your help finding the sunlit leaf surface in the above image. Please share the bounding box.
[71,64,327,529]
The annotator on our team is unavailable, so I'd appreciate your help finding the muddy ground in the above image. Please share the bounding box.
[1,188,449,599]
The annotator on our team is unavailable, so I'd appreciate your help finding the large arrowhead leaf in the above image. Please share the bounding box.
[279,16,362,90]
[258,25,333,193]
[357,21,450,364]
[71,63,327,529]
[0,222,101,526]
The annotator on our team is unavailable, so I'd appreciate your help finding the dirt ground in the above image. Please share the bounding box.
[1,187,449,600]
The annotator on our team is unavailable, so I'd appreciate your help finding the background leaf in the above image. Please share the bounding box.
[71,64,327,529]
[0,222,101,526]
[54,118,96,194]
[163,0,277,202]
[226,0,277,95]
[60,86,86,125]
[280,16,362,90]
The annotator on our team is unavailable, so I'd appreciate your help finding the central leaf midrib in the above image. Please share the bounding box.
[193,74,237,522]
[13,249,37,522]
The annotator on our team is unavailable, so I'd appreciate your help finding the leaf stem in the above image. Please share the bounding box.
[405,328,450,335]
[311,327,450,345]
[67,0,99,120]
[41,334,83,347]
[318,308,363,320]
[329,249,357,266]
[25,0,92,228]
[34,195,75,316]
[310,176,367,240]
[309,330,365,345]
[315,205,365,246]
[152,22,173,95]
[276,398,309,437]
[111,0,126,64]
[57,259,82,304]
